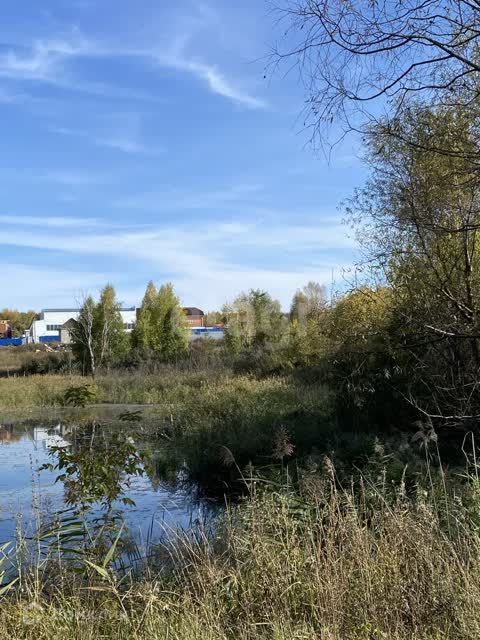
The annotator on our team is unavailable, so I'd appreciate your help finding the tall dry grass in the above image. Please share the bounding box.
[2,472,480,639]
[0,369,244,409]
[0,374,84,409]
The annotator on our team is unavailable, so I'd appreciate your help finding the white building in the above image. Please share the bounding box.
[27,307,137,343]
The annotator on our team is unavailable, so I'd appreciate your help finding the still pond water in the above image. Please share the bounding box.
[0,407,212,550]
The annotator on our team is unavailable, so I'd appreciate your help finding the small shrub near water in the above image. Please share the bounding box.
[63,384,98,408]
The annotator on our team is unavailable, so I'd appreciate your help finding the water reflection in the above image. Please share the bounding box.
[0,416,211,549]
[41,422,144,510]
[0,424,22,444]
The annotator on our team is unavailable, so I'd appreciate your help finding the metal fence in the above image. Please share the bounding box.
[39,335,60,344]
[0,337,24,347]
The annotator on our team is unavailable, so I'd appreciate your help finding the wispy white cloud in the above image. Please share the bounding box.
[96,136,162,155]
[158,54,267,109]
[0,214,151,230]
[0,35,95,80]
[0,214,100,228]
[0,37,167,103]
[0,214,354,308]
[114,182,264,211]
[0,16,267,109]
[0,166,108,186]
[37,170,106,186]
[3,263,116,309]
[50,123,164,156]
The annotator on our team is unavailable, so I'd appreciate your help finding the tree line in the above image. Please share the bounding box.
[69,279,330,375]
[0,309,38,337]
[71,282,190,376]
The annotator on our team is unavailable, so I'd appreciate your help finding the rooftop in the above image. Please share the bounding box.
[183,307,204,316]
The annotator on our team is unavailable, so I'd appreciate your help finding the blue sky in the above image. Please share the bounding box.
[0,0,364,311]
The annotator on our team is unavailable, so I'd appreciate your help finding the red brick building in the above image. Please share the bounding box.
[183,307,205,328]
[0,320,12,338]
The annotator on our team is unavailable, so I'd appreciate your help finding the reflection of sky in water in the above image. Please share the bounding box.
[0,423,210,548]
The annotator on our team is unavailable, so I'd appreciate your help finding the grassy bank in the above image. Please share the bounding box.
[0,370,230,409]
[0,371,431,490]
[1,476,480,639]
[0,371,335,487]
[0,370,329,411]
[0,373,84,409]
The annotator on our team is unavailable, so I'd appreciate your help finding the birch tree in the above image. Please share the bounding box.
[94,284,129,369]
[71,295,97,377]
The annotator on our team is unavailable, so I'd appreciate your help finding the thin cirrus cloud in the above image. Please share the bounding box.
[113,183,265,211]
[0,214,149,230]
[157,54,267,109]
[3,260,344,311]
[50,125,165,156]
[4,263,116,309]
[153,27,267,109]
[0,214,100,228]
[97,136,163,155]
[37,170,107,186]
[0,30,267,109]
[0,37,93,80]
[0,214,353,276]
[0,4,356,310]
[0,37,160,104]
[0,167,107,186]
[0,210,354,308]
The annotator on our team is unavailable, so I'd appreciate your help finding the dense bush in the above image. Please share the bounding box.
[19,350,73,376]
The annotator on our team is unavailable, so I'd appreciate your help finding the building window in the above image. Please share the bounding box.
[46,324,61,331]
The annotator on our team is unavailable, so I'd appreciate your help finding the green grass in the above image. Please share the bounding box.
[0,373,83,409]
[0,370,217,409]
[2,475,480,639]
[0,369,328,408]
